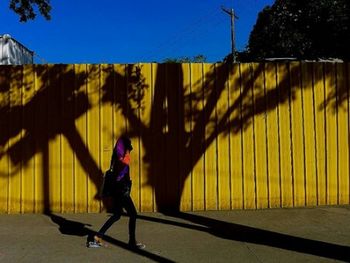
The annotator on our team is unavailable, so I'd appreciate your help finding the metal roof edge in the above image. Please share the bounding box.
[0,34,34,54]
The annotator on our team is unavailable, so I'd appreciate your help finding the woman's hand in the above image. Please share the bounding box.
[119,150,130,165]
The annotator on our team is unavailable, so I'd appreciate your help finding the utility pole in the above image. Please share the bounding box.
[222,6,238,62]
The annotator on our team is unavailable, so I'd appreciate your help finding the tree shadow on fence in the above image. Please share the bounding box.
[101,61,349,212]
[0,61,348,258]
[1,62,346,213]
[0,65,104,212]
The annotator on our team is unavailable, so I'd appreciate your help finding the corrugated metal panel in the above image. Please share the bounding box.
[337,63,350,205]
[314,63,327,205]
[229,64,243,209]
[0,62,349,214]
[277,63,292,208]
[265,63,279,208]
[302,62,317,206]
[325,63,338,205]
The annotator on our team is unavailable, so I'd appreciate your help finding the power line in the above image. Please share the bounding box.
[142,8,225,62]
[161,14,226,60]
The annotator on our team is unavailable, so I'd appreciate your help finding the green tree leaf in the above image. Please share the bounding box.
[9,0,51,22]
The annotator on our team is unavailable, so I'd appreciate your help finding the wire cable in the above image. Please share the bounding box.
[142,7,226,62]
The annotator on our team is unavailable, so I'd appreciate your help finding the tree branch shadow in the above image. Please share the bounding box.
[137,212,350,262]
[0,65,104,212]
[100,61,345,212]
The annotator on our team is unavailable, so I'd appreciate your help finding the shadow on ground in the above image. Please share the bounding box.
[48,213,175,263]
[48,212,350,262]
[139,212,350,262]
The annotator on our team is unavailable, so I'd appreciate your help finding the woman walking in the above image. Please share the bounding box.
[88,136,145,249]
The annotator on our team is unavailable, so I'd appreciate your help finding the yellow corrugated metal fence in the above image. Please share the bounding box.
[0,62,349,213]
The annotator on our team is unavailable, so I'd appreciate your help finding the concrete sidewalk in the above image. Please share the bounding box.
[0,206,349,262]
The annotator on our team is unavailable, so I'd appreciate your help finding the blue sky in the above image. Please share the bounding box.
[1,0,274,63]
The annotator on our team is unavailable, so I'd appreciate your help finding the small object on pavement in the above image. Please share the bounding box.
[87,241,101,248]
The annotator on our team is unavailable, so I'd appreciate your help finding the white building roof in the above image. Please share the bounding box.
[0,34,34,65]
